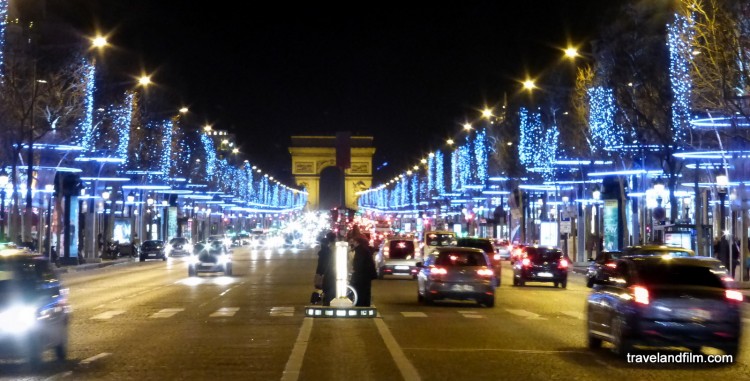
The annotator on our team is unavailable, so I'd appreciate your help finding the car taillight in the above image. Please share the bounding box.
[477,268,494,277]
[631,285,650,305]
[725,289,744,302]
[429,266,447,280]
[605,262,617,268]
[558,259,568,269]
[521,258,531,267]
[493,253,501,261]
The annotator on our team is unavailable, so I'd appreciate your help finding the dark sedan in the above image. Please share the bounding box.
[512,246,568,288]
[416,246,496,307]
[586,251,623,288]
[140,240,167,262]
[586,256,742,358]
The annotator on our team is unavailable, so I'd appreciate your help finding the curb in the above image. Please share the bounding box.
[56,258,134,273]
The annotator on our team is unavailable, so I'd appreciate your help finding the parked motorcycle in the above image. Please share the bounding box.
[104,240,120,259]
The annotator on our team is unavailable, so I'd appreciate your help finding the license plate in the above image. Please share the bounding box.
[148,253,156,257]
[537,272,553,277]
[675,308,711,321]
[395,265,410,270]
[452,284,474,291]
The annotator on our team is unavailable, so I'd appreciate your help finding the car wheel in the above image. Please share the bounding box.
[224,263,233,276]
[417,290,424,303]
[554,281,559,288]
[139,256,145,262]
[519,278,525,287]
[586,277,594,288]
[512,277,518,286]
[377,267,384,280]
[162,255,167,261]
[188,265,196,277]
[25,335,43,367]
[560,279,567,289]
[424,293,435,305]
[611,317,633,357]
[587,333,602,350]
[720,343,739,358]
[482,296,495,308]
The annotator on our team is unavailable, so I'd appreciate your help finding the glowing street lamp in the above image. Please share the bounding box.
[564,46,579,59]
[522,79,536,91]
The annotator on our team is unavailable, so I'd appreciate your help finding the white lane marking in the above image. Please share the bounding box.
[404,347,587,354]
[93,304,107,310]
[458,311,484,318]
[271,306,295,317]
[80,352,111,365]
[280,317,313,381]
[150,308,185,318]
[561,311,584,320]
[401,312,427,318]
[505,309,546,320]
[44,371,73,380]
[210,307,240,317]
[375,316,422,381]
[90,310,126,320]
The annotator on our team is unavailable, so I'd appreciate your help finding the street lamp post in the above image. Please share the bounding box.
[592,186,601,259]
[0,169,8,241]
[716,173,728,239]
[45,184,54,259]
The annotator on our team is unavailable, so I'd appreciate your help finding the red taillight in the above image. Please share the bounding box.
[477,268,494,277]
[430,266,447,275]
[725,289,744,302]
[605,262,617,268]
[631,285,650,305]
[558,259,568,269]
[521,258,531,267]
[493,253,501,261]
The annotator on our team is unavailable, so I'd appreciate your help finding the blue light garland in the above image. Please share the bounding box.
[77,60,95,151]
[0,0,7,80]
[435,150,445,195]
[159,119,174,179]
[474,128,488,184]
[451,149,460,192]
[587,87,621,150]
[668,12,694,145]
[116,93,134,161]
[200,134,217,178]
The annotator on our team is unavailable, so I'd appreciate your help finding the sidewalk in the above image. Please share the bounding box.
[571,263,750,303]
[55,256,135,274]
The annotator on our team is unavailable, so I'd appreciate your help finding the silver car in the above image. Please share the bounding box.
[417,247,496,307]
[376,237,421,279]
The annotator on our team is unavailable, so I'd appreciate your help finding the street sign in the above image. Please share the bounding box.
[560,220,571,234]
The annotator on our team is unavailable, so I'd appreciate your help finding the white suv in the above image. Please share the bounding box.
[376,237,421,279]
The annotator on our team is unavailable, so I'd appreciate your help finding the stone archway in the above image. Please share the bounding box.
[289,135,375,211]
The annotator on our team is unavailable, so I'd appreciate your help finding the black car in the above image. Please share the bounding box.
[586,251,623,288]
[0,251,70,365]
[456,237,501,286]
[587,256,742,357]
[167,237,192,257]
[512,246,569,288]
[189,240,232,276]
[140,240,167,262]
[416,246,497,307]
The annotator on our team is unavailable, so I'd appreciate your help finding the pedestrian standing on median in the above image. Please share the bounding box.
[314,231,337,306]
[350,236,377,307]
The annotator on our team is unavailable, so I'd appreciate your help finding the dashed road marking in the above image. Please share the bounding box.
[210,307,240,317]
[80,352,111,365]
[90,310,126,320]
[271,306,295,316]
[458,311,484,318]
[561,311,584,320]
[505,309,546,320]
[150,308,185,318]
[401,312,427,317]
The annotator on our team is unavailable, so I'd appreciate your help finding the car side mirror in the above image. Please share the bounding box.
[588,258,595,262]
[416,262,423,268]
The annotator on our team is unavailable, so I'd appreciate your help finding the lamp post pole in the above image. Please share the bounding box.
[45,184,54,259]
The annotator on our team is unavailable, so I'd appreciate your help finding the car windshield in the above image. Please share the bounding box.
[635,263,723,288]
[426,234,456,246]
[435,251,487,267]
[170,238,188,245]
[143,241,162,248]
[456,239,493,253]
[0,259,44,293]
[387,240,415,259]
[526,248,563,263]
[629,249,693,257]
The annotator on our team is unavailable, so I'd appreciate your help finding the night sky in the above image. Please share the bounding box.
[47,0,626,184]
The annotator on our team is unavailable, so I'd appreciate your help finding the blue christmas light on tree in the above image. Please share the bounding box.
[519,108,543,167]
[668,12,694,145]
[427,153,435,193]
[77,60,96,151]
[458,145,471,190]
[115,93,134,161]
[159,120,174,179]
[474,128,488,185]
[435,150,445,194]
[451,149,460,192]
[411,174,418,207]
[0,0,7,80]
[587,87,620,150]
[200,134,217,178]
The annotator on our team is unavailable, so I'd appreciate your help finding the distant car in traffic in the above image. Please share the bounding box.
[585,251,623,288]
[621,244,696,258]
[376,237,421,279]
[167,237,192,257]
[493,239,512,261]
[140,240,167,262]
[421,231,456,256]
[586,256,742,358]
[416,246,496,307]
[0,251,70,365]
[189,240,232,276]
[456,237,501,286]
[512,246,569,288]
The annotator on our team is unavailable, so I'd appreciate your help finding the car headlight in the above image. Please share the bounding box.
[188,255,200,264]
[185,244,193,252]
[217,254,230,265]
[0,304,38,334]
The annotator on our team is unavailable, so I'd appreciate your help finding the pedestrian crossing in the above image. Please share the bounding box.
[85,307,750,322]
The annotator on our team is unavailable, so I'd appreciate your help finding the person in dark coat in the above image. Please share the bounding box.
[350,236,377,307]
[315,232,337,306]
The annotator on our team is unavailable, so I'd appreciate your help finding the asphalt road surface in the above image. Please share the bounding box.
[2,245,748,380]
